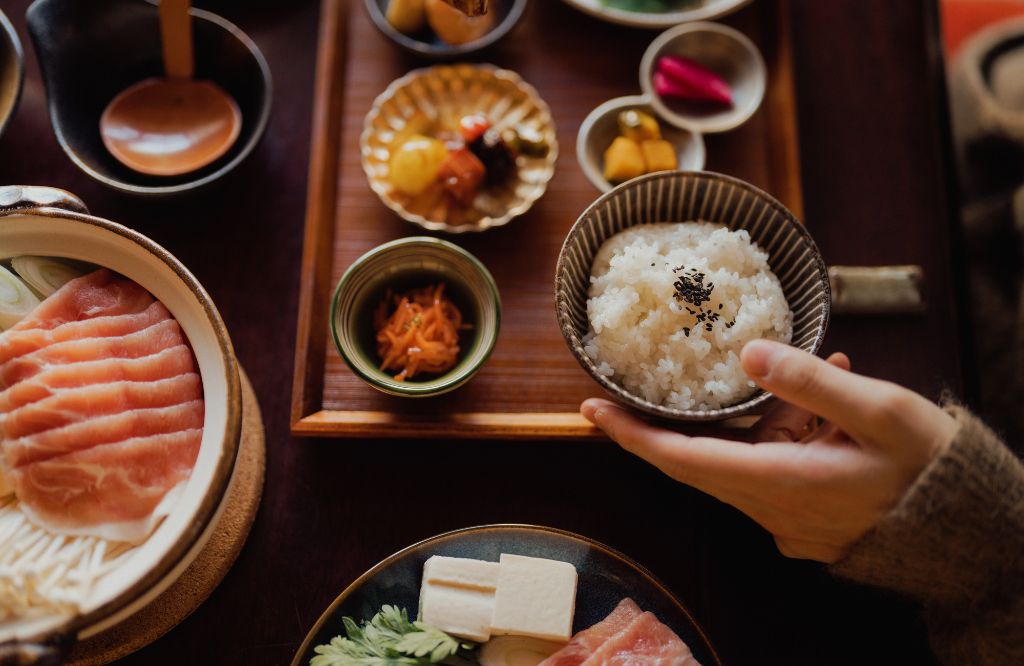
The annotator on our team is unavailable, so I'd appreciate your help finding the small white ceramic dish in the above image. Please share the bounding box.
[640,22,766,134]
[560,0,753,29]
[0,186,241,654]
[577,95,706,193]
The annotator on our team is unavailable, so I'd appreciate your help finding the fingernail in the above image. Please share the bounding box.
[742,339,781,378]
[580,399,599,424]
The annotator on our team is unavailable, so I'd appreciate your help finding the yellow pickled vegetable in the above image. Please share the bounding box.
[640,140,678,173]
[603,137,646,184]
[387,0,426,34]
[617,109,661,142]
[390,135,449,196]
[425,0,495,45]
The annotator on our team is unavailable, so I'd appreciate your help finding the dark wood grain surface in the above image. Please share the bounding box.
[0,0,960,664]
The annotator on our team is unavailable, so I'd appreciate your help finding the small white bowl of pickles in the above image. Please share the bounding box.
[577,21,765,192]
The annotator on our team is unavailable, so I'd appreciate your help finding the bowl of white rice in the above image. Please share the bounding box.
[555,171,830,421]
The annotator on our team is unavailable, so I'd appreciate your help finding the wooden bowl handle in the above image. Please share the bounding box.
[160,0,194,80]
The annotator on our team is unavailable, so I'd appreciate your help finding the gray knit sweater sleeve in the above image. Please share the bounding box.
[830,406,1024,665]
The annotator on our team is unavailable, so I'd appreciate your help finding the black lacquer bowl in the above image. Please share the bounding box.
[26,0,272,196]
[0,8,23,139]
[291,525,722,666]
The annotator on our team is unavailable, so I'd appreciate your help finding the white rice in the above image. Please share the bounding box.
[584,222,792,411]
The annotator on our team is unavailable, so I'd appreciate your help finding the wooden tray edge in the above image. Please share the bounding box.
[290,0,348,428]
[292,410,605,440]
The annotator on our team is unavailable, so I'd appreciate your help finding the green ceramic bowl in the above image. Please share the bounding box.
[331,237,501,397]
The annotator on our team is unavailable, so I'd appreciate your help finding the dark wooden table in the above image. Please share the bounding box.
[0,0,963,663]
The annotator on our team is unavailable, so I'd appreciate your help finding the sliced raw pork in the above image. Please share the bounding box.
[0,269,204,543]
[541,598,700,666]
[0,301,171,366]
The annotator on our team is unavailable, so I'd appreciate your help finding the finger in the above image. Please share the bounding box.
[752,352,851,441]
[581,398,789,495]
[741,340,898,442]
[773,536,844,564]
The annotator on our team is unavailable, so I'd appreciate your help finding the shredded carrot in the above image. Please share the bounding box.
[373,283,470,381]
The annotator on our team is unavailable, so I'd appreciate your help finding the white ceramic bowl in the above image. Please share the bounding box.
[0,186,241,651]
[640,22,766,134]
[577,95,706,193]
[560,0,753,29]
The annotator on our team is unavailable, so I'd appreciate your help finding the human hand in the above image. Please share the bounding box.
[581,340,958,563]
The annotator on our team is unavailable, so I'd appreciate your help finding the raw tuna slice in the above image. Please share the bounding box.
[540,598,643,666]
[9,269,152,333]
[580,611,701,666]
[0,301,168,366]
[0,318,185,388]
[1,373,202,440]
[8,429,202,542]
[3,400,204,468]
[0,345,195,412]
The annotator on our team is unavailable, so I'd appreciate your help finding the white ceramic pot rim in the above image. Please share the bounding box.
[0,186,241,646]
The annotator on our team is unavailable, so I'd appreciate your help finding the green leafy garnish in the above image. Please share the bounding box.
[310,606,479,666]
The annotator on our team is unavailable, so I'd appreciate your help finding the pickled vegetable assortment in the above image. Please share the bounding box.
[603,109,678,184]
[387,113,550,210]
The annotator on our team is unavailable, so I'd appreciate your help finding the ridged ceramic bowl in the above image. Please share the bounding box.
[361,64,558,233]
[555,171,830,422]
[0,186,241,656]
[331,237,501,397]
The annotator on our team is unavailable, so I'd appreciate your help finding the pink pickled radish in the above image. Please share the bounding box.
[655,55,733,105]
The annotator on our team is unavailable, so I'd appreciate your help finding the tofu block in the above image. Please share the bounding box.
[420,583,496,642]
[423,555,500,591]
[491,554,578,642]
[419,556,500,642]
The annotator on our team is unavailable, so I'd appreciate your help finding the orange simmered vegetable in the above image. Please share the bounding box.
[437,147,487,205]
[374,283,470,381]
[603,110,678,184]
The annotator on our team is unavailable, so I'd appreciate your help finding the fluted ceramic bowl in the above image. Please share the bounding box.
[361,64,558,233]
[331,237,501,397]
[555,171,830,422]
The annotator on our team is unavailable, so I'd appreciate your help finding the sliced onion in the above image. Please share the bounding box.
[11,256,86,298]
[0,265,41,330]
[479,636,566,666]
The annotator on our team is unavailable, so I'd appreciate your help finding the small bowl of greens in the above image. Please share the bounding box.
[330,237,501,398]
[559,0,753,29]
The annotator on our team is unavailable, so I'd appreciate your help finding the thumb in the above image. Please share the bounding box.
[741,340,888,442]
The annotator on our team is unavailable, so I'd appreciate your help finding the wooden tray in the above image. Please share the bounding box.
[291,0,803,439]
